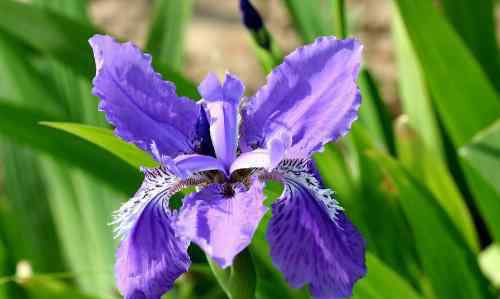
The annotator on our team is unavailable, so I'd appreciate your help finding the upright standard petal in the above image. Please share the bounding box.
[198,73,244,169]
[266,160,366,299]
[114,167,190,299]
[240,37,362,157]
[90,34,202,158]
[176,180,267,268]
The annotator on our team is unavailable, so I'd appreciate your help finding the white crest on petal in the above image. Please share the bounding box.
[275,159,343,225]
[110,166,180,240]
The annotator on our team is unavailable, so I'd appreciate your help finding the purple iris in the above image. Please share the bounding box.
[90,34,366,299]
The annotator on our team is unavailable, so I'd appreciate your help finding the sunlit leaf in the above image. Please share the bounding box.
[41,122,157,169]
[0,0,96,77]
[19,276,106,299]
[392,12,444,160]
[393,0,500,147]
[370,150,493,299]
[353,253,423,299]
[460,119,500,240]
[0,0,198,99]
[440,0,500,91]
[33,0,89,23]
[394,117,479,251]
[0,239,8,299]
[0,32,67,275]
[0,101,141,194]
[357,70,395,154]
[479,244,500,288]
[282,0,334,43]
[207,249,256,299]
[146,0,194,70]
[350,125,419,285]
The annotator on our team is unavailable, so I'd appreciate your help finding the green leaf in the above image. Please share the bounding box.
[41,122,157,169]
[394,117,479,252]
[393,0,500,147]
[0,31,67,276]
[33,0,90,23]
[0,101,141,194]
[0,145,66,273]
[38,159,97,292]
[350,125,419,285]
[0,33,63,116]
[0,0,199,99]
[0,5,120,294]
[370,150,493,299]
[353,253,423,299]
[146,0,194,70]
[440,0,500,91]
[392,12,444,160]
[245,29,283,74]
[479,243,500,288]
[0,0,96,77]
[69,170,123,296]
[332,0,347,39]
[334,0,395,154]
[282,0,334,43]
[0,239,8,299]
[460,120,500,195]
[19,276,107,299]
[207,249,256,299]
[460,119,500,241]
[314,143,356,201]
[357,70,395,155]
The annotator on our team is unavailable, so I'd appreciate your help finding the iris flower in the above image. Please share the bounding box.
[90,34,366,299]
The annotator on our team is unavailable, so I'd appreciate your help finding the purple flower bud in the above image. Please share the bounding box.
[239,0,264,31]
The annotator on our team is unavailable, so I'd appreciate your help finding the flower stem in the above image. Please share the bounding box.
[207,248,256,299]
[333,0,348,38]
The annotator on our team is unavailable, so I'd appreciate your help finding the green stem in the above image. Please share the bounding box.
[250,28,283,74]
[333,0,347,38]
[207,248,256,299]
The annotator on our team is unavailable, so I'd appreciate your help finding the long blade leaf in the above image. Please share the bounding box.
[460,120,500,241]
[393,0,500,147]
[440,0,500,91]
[41,122,156,169]
[145,0,194,70]
[370,150,492,299]
[0,101,141,194]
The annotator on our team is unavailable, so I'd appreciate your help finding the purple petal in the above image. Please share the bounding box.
[113,165,191,299]
[267,161,366,298]
[116,199,190,299]
[230,130,291,173]
[174,154,227,178]
[111,165,181,239]
[198,73,244,169]
[240,37,362,158]
[89,34,202,158]
[230,149,272,173]
[176,180,267,268]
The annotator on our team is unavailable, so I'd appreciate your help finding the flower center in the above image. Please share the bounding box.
[196,168,257,198]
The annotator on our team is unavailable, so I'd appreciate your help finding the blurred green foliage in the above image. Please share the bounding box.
[0,0,498,298]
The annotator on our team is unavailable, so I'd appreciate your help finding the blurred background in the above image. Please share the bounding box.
[0,0,499,298]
